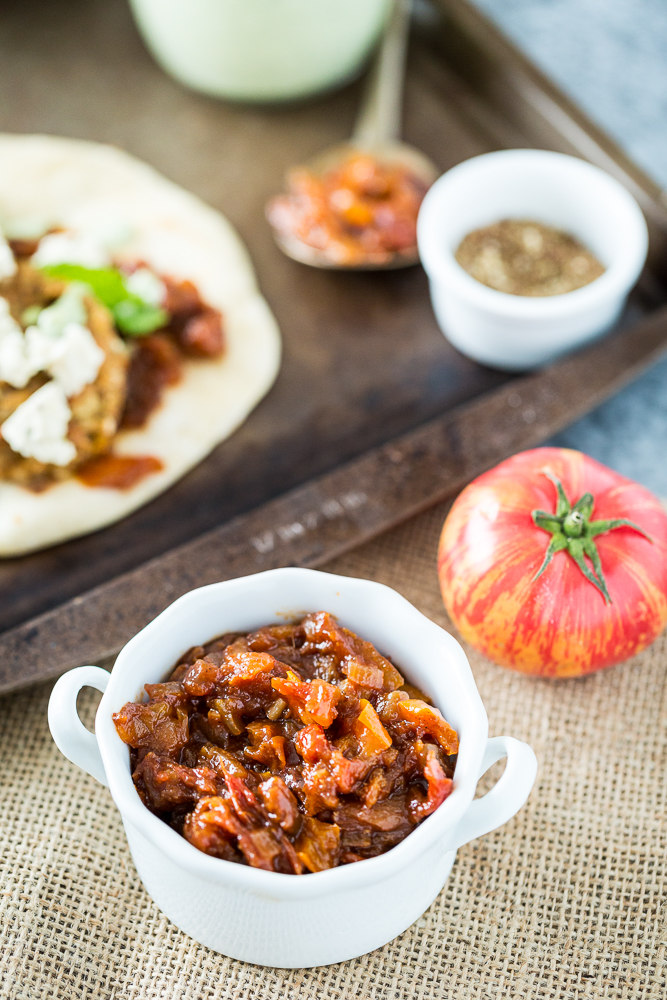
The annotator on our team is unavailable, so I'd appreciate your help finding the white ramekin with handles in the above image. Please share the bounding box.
[48,567,537,968]
[417,149,649,371]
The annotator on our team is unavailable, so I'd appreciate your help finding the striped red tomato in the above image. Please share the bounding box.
[438,448,667,677]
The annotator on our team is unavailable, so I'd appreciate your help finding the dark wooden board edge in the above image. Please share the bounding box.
[3,304,667,694]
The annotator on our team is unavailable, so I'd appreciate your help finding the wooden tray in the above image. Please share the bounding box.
[1,0,667,693]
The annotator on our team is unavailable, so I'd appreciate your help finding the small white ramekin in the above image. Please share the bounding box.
[48,567,536,968]
[417,149,649,371]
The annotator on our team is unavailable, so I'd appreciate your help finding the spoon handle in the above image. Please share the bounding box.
[352,0,412,148]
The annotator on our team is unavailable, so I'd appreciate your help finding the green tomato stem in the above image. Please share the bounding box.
[531,471,653,603]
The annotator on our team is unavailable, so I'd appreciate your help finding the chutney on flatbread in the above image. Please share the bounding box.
[0,134,281,556]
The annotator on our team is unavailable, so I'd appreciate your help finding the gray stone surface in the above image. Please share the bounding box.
[473,0,667,495]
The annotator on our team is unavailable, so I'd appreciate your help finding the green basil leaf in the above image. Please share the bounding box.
[41,263,169,336]
[42,264,128,307]
[112,298,169,335]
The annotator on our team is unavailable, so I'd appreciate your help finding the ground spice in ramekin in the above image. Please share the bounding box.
[455,218,605,296]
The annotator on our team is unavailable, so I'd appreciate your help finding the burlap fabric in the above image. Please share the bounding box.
[2,500,666,999]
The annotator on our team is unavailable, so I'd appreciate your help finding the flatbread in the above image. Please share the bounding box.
[0,134,281,556]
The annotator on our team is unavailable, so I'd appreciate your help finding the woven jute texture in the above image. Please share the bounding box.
[2,500,666,999]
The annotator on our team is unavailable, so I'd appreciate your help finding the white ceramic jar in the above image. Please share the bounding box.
[128,0,391,102]
[48,567,536,967]
[417,149,649,371]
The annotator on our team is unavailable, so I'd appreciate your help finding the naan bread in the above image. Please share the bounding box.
[0,134,281,556]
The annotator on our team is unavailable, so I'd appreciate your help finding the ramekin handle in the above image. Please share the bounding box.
[48,666,110,786]
[449,735,537,850]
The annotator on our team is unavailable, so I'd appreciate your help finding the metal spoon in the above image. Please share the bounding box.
[267,0,439,270]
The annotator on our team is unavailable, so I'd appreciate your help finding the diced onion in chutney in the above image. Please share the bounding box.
[112,611,458,873]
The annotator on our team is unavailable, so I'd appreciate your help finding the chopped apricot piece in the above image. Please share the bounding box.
[351,700,392,756]
[182,798,240,862]
[271,670,340,727]
[397,700,459,755]
[182,659,220,697]
[294,723,369,794]
[244,721,287,770]
[408,743,454,822]
[226,648,281,687]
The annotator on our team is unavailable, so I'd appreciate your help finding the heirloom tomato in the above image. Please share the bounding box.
[437,448,667,677]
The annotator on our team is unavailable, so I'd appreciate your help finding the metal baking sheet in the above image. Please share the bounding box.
[0,0,666,691]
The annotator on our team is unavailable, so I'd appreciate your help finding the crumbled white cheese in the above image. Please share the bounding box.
[26,286,104,396]
[0,381,76,466]
[124,267,166,307]
[36,283,87,337]
[0,234,17,281]
[0,298,16,329]
[22,324,58,373]
[0,287,104,396]
[0,297,34,388]
[37,322,105,397]
[0,329,35,389]
[31,231,111,269]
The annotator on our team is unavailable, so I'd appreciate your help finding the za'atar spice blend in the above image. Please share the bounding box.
[455,218,605,297]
